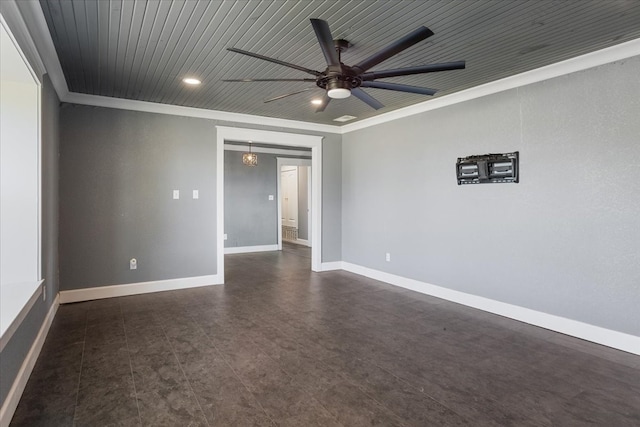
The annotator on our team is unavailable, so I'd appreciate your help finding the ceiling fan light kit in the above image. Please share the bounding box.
[327,84,351,99]
[224,18,465,113]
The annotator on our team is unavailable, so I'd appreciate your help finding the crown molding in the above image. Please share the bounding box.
[0,0,46,81]
[14,0,640,136]
[64,92,341,134]
[340,38,640,133]
[17,0,340,134]
[5,0,69,97]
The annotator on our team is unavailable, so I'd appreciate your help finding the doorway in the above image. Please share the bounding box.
[216,127,323,281]
[278,158,312,249]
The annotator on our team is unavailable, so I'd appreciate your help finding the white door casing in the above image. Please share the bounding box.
[276,158,312,250]
[281,167,298,229]
[216,127,322,275]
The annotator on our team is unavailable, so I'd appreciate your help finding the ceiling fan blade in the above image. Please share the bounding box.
[315,93,331,113]
[310,19,340,67]
[352,26,434,73]
[351,88,384,110]
[361,61,466,80]
[361,81,438,96]
[222,78,316,82]
[228,47,321,76]
[264,88,313,103]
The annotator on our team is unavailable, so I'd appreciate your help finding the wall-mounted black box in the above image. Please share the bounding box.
[456,152,519,185]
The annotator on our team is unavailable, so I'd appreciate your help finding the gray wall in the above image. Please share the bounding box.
[224,153,313,248]
[298,166,309,241]
[321,137,342,261]
[224,151,278,248]
[342,56,640,336]
[1,74,59,406]
[59,106,218,290]
[59,105,342,291]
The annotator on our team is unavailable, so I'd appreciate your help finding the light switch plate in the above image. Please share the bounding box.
[193,190,199,199]
[224,234,228,240]
[173,190,180,199]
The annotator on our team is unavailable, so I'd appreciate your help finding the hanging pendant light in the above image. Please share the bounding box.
[242,141,257,166]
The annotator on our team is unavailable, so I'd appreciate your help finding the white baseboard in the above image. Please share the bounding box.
[59,274,223,304]
[224,245,279,254]
[285,239,310,247]
[320,261,344,271]
[1,280,43,352]
[341,262,640,356]
[0,295,59,427]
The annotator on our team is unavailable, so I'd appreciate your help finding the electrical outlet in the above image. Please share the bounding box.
[385,252,391,262]
[130,258,137,270]
[224,234,228,241]
[268,195,274,201]
[193,190,199,199]
[173,190,180,199]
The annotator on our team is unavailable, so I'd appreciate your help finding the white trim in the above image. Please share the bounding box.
[15,0,339,134]
[7,0,68,97]
[224,245,278,254]
[217,127,323,274]
[320,261,344,272]
[277,158,312,251]
[216,129,225,284]
[0,15,44,352]
[275,158,314,167]
[58,37,640,136]
[0,281,43,352]
[290,239,310,247]
[0,4,45,81]
[224,144,311,157]
[306,166,312,247]
[19,0,640,136]
[0,295,58,427]
[36,64,42,287]
[341,262,640,355]
[341,38,640,133]
[58,275,222,304]
[65,92,339,134]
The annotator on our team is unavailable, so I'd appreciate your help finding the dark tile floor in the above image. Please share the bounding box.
[11,243,640,426]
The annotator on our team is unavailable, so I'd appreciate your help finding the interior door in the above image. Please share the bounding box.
[281,167,298,228]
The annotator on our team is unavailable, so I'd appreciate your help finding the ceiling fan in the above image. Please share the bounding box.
[223,19,465,112]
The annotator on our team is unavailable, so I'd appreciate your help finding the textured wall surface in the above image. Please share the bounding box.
[321,137,342,262]
[224,154,313,248]
[59,106,219,290]
[1,74,59,406]
[59,106,342,290]
[342,56,640,336]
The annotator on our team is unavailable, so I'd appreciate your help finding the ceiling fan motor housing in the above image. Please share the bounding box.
[316,65,362,92]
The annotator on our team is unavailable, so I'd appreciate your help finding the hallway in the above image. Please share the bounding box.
[11,245,640,426]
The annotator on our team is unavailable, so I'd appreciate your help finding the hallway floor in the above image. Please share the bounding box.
[10,243,640,426]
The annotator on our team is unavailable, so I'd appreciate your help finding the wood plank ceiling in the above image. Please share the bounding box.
[39,0,640,125]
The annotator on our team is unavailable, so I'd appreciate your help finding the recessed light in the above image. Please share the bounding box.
[311,99,323,105]
[333,115,357,122]
[183,77,201,85]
